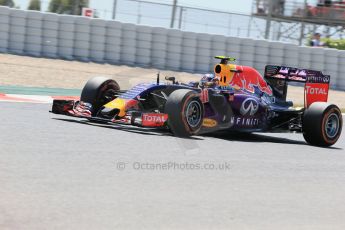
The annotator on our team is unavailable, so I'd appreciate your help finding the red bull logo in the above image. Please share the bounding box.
[214,64,273,96]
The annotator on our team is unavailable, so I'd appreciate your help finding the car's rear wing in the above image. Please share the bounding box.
[264,65,330,108]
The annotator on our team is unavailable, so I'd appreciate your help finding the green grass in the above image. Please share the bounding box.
[0,85,81,96]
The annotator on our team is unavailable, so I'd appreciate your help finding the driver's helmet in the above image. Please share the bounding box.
[199,73,216,88]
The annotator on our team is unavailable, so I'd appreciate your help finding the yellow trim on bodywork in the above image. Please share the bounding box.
[104,98,126,117]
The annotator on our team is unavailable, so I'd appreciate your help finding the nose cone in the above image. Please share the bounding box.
[104,98,126,117]
[103,98,139,118]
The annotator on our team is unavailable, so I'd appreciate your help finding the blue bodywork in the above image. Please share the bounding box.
[115,78,295,134]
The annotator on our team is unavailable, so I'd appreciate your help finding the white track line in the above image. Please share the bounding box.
[0,99,49,104]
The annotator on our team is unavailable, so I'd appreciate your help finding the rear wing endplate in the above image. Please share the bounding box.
[264,65,330,108]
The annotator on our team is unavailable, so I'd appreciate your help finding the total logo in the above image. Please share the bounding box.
[142,114,168,123]
[305,86,327,95]
[240,98,259,116]
[142,113,168,127]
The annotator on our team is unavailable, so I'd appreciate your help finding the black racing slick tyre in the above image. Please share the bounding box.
[165,89,204,137]
[80,76,120,115]
[303,102,343,147]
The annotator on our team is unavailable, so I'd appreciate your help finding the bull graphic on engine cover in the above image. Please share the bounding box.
[214,57,273,96]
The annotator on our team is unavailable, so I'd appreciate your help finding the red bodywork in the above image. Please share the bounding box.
[142,113,168,127]
[230,65,273,96]
[304,82,329,108]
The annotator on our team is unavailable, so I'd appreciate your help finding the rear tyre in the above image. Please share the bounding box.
[80,76,120,115]
[303,102,342,147]
[164,89,204,137]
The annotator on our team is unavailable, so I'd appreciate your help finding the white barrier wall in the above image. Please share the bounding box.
[9,9,26,54]
[42,13,59,58]
[26,11,43,56]
[74,17,90,61]
[0,6,9,53]
[105,21,122,64]
[0,6,344,90]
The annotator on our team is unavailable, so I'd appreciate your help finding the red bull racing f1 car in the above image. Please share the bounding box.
[51,56,343,147]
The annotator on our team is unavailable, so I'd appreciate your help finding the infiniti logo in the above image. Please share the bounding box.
[240,98,259,116]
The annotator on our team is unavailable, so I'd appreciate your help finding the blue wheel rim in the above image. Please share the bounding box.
[325,113,340,139]
[186,101,202,128]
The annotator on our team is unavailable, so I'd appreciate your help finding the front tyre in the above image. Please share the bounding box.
[80,76,120,116]
[303,102,342,147]
[165,89,204,137]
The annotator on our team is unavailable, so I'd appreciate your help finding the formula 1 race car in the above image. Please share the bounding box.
[51,56,343,147]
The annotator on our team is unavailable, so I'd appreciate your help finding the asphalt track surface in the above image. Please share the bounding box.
[1,101,345,230]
